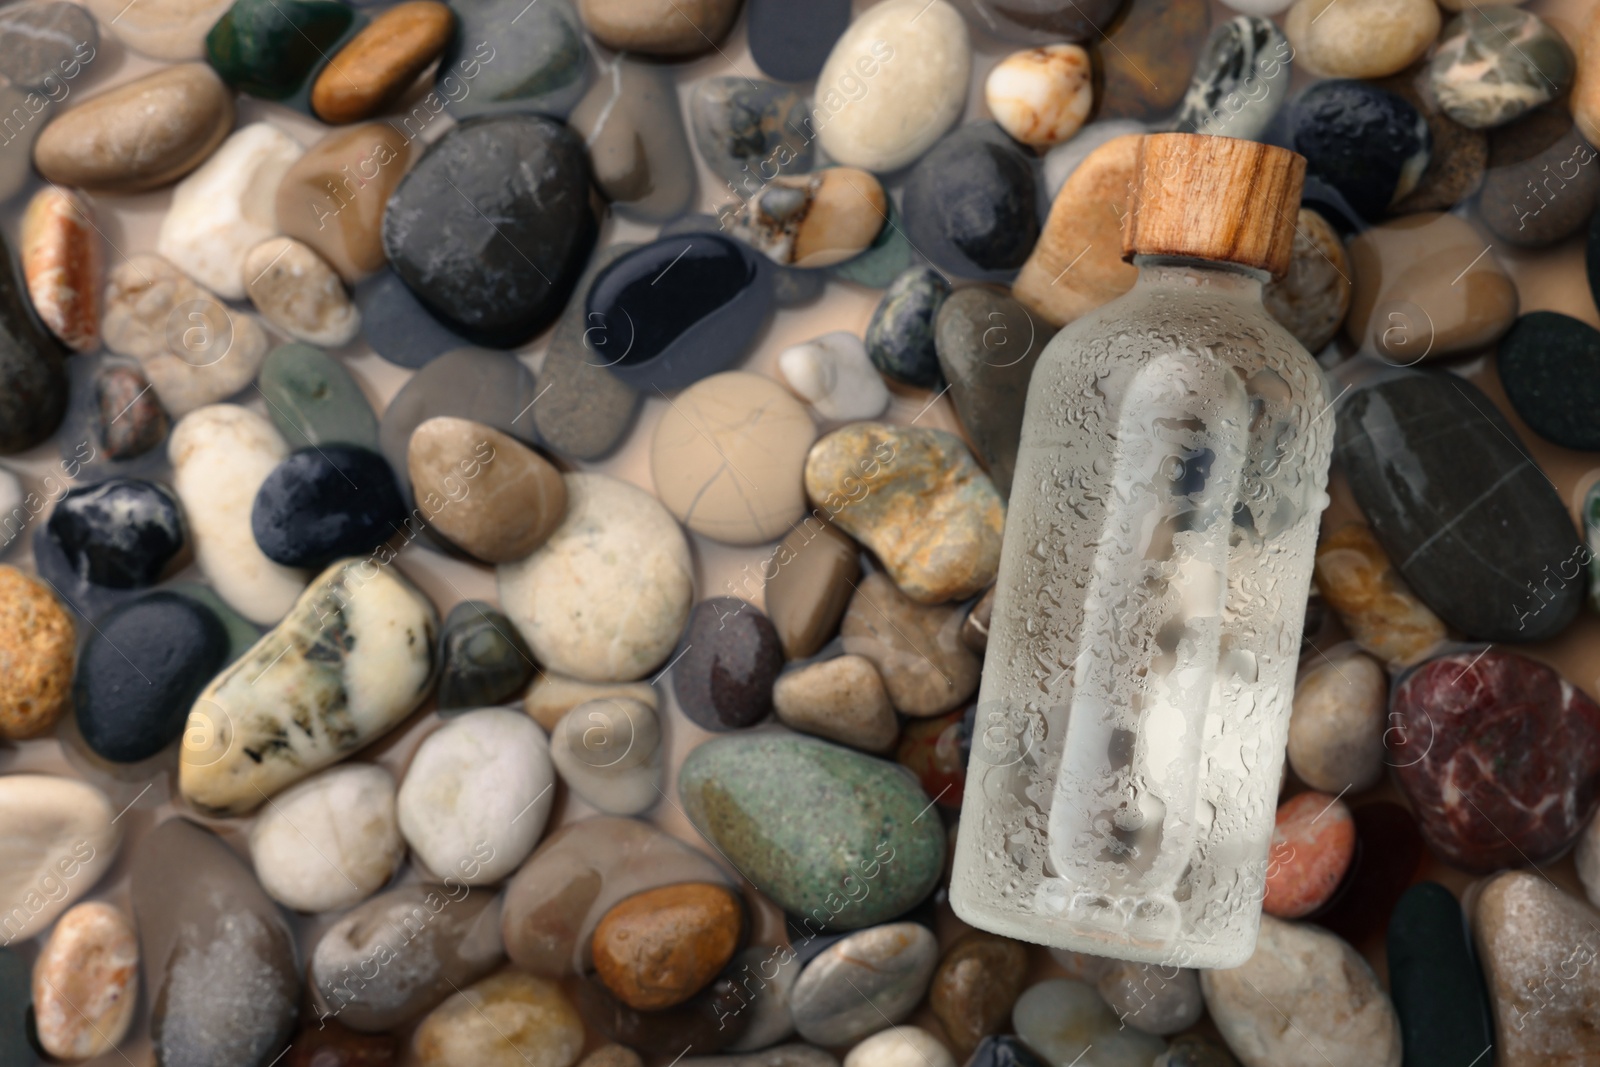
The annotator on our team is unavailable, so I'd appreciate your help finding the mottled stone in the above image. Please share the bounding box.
[32,901,138,1062]
[1012,979,1167,1067]
[930,933,1027,1056]
[0,230,67,455]
[310,884,504,1031]
[1263,791,1356,918]
[1287,652,1386,793]
[1263,208,1350,353]
[1095,0,1209,120]
[578,0,739,57]
[774,656,897,753]
[244,237,362,347]
[986,45,1093,148]
[415,971,583,1067]
[1479,106,1600,247]
[691,77,813,192]
[206,0,358,100]
[0,566,74,740]
[440,0,586,119]
[46,477,185,590]
[33,63,233,192]
[840,573,981,717]
[808,423,1004,605]
[498,473,692,682]
[1338,371,1584,640]
[93,363,170,460]
[408,417,567,563]
[1290,80,1430,220]
[679,734,946,930]
[726,169,887,269]
[866,267,950,389]
[248,763,403,912]
[1390,649,1600,872]
[1174,16,1292,141]
[896,708,970,808]
[571,56,694,222]
[549,695,663,815]
[593,883,744,1011]
[1429,9,1573,130]
[762,522,861,660]
[277,123,414,284]
[259,343,380,451]
[437,600,536,710]
[1497,311,1600,450]
[1387,883,1494,1067]
[311,1,453,124]
[132,818,299,1067]
[790,923,937,1046]
[904,124,1039,279]
[672,598,785,731]
[179,559,437,815]
[1311,523,1446,668]
[251,445,406,569]
[21,186,98,352]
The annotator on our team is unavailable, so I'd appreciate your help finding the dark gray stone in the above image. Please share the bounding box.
[747,0,847,82]
[0,231,67,455]
[902,124,1040,280]
[1497,311,1600,451]
[690,77,813,193]
[353,270,472,370]
[437,600,536,710]
[533,243,641,461]
[866,266,950,389]
[437,0,589,119]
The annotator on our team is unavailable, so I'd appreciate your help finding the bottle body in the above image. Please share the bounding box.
[950,258,1332,967]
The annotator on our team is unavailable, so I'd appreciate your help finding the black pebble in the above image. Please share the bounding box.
[747,0,850,82]
[1290,80,1430,221]
[251,445,406,569]
[903,123,1041,278]
[436,600,536,710]
[45,477,186,588]
[1497,310,1600,451]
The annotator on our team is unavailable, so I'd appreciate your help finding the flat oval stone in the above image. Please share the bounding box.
[808,423,1003,604]
[277,123,414,284]
[935,286,1053,496]
[577,0,739,57]
[903,124,1040,278]
[132,818,299,1067]
[763,521,860,660]
[950,0,1125,44]
[1290,79,1430,219]
[251,445,405,569]
[813,0,970,173]
[1498,311,1600,450]
[1174,16,1291,140]
[577,971,750,1056]
[33,63,233,192]
[1286,0,1437,79]
[840,573,981,716]
[206,0,357,100]
[102,254,269,414]
[985,44,1093,148]
[895,707,970,807]
[310,884,505,1031]
[244,237,362,347]
[312,1,453,124]
[1311,523,1447,668]
[74,591,230,762]
[179,559,437,815]
[1344,212,1516,361]
[86,0,230,59]
[438,0,588,119]
[1201,917,1400,1067]
[398,707,555,882]
[571,56,694,222]
[690,77,814,192]
[437,600,535,709]
[678,733,946,930]
[549,695,663,815]
[94,362,169,460]
[1263,791,1356,919]
[1335,371,1583,641]
[652,372,815,545]
[0,774,119,943]
[259,343,380,451]
[416,971,584,1067]
[157,122,306,300]
[170,406,309,624]
[1391,649,1600,871]
[0,567,74,740]
[1386,883,1494,1067]
[21,185,99,352]
[726,168,887,269]
[672,598,785,731]
[502,815,733,976]
[499,472,692,682]
[1429,9,1573,130]
[748,0,847,81]
[1263,208,1351,353]
[866,267,951,389]
[1479,106,1600,247]
[777,331,890,423]
[586,234,773,392]
[32,901,138,1061]
[774,655,897,754]
[790,923,937,1047]
[593,883,744,1011]
[929,933,1028,1056]
[0,229,66,455]
[1012,979,1167,1067]
[46,477,185,589]
[249,762,403,912]
[1287,652,1386,793]
[408,416,566,563]
[383,115,597,347]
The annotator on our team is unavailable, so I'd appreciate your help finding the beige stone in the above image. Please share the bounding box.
[840,572,980,717]
[524,673,658,733]
[0,775,121,944]
[409,416,567,564]
[985,45,1094,148]
[763,521,861,660]
[276,123,414,283]
[414,971,584,1067]
[1013,134,1140,327]
[0,565,74,741]
[86,0,233,59]
[1577,7,1600,148]
[21,186,98,352]
[651,372,816,546]
[774,654,898,753]
[244,237,361,348]
[1286,0,1439,79]
[32,902,139,1061]
[1263,208,1350,354]
[1314,523,1448,669]
[1287,653,1387,794]
[33,64,232,192]
[1344,212,1518,363]
[578,0,740,57]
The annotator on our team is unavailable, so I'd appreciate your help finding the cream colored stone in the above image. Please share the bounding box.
[778,331,890,422]
[1286,0,1439,79]
[524,673,659,733]
[985,45,1094,148]
[86,0,234,59]
[414,971,584,1067]
[1287,653,1386,794]
[243,237,361,347]
[32,902,138,1061]
[651,371,816,546]
[248,763,405,913]
[548,697,662,815]
[0,775,121,946]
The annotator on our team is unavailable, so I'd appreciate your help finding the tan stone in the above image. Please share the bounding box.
[763,521,860,660]
[409,416,567,563]
[930,933,1029,1055]
[578,0,740,57]
[21,186,99,352]
[1577,6,1600,148]
[313,1,455,125]
[1344,213,1518,362]
[86,0,233,60]
[1287,652,1387,794]
[1013,134,1140,327]
[731,168,889,268]
[414,971,584,1067]
[244,237,361,348]
[577,1047,644,1067]
[1263,208,1350,354]
[34,64,233,192]
[0,566,74,740]
[840,572,980,717]
[524,673,658,733]
[276,123,414,283]
[32,902,139,1061]
[1286,0,1438,79]
[774,654,898,753]
[591,882,743,1011]
[1313,523,1448,669]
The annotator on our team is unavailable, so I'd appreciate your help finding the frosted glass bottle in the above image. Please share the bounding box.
[950,135,1333,967]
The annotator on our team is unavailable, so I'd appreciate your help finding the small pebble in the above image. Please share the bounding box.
[0,566,73,741]
[762,521,861,660]
[1290,80,1430,220]
[1174,16,1291,141]
[577,0,740,57]
[774,655,897,753]
[1479,106,1600,247]
[20,186,98,352]
[1094,960,1203,1035]
[727,169,887,269]
[251,445,406,570]
[248,763,404,912]
[277,123,415,284]
[985,45,1093,148]
[1428,9,1573,130]
[673,597,786,732]
[689,76,813,194]
[440,0,587,119]
[1263,791,1356,918]
[1285,0,1437,78]
[844,1027,955,1067]
[244,237,362,347]
[866,267,950,389]
[929,933,1028,1056]
[407,416,567,563]
[398,708,555,883]
[258,342,380,451]
[1311,523,1446,668]
[311,0,453,125]
[777,332,890,423]
[840,573,980,717]
[1011,979,1167,1067]
[549,696,662,815]
[0,2,96,89]
[93,363,169,460]
[205,0,356,100]
[436,600,536,710]
[1263,208,1350,353]
[1095,0,1210,121]
[31,901,138,1062]
[414,972,584,1067]
[903,124,1041,279]
[790,923,938,1047]
[46,477,186,590]
[1497,311,1600,450]
[524,673,658,733]
[592,883,744,1011]
[1287,652,1386,794]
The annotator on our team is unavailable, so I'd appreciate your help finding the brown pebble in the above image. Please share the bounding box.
[0,566,74,740]
[96,364,171,460]
[591,882,744,1011]
[1313,523,1447,669]
[763,521,860,660]
[929,932,1029,1056]
[312,1,455,125]
[576,1046,644,1067]
[578,0,740,57]
[276,123,414,283]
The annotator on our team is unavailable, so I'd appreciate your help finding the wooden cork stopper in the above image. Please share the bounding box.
[1121,134,1307,279]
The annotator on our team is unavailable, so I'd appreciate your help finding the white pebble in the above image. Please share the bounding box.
[986,45,1095,148]
[777,331,889,422]
[244,237,361,348]
[845,1026,957,1067]
[0,775,121,944]
[548,697,662,816]
[248,763,404,913]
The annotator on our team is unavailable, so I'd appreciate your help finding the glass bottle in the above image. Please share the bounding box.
[950,135,1333,968]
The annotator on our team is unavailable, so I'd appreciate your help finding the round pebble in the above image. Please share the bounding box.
[1428,9,1573,130]
[846,1026,956,1067]
[866,268,951,389]
[592,882,744,1011]
[1290,80,1430,220]
[251,445,407,570]
[31,902,138,1061]
[248,763,405,912]
[1263,790,1357,918]
[408,416,567,563]
[46,477,186,589]
[436,600,536,710]
[0,566,74,741]
[244,237,362,347]
[672,597,786,731]
[1285,0,1438,79]
[773,655,897,753]
[21,185,99,352]
[1287,653,1387,794]
[903,124,1040,279]
[415,972,584,1067]
[0,774,120,943]
[549,695,663,815]
[1479,106,1600,247]
[984,45,1093,148]
[791,923,938,1047]
[777,332,889,423]
[929,933,1028,1056]
[1263,208,1351,353]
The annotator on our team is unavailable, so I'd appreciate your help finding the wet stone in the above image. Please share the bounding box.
[691,77,813,193]
[903,124,1040,280]
[94,363,170,460]
[866,267,951,389]
[673,598,786,731]
[1497,311,1600,450]
[585,234,773,392]
[439,0,588,119]
[384,115,598,347]
[1290,79,1430,220]
[571,56,695,223]
[409,417,567,562]
[311,1,454,124]
[747,0,848,81]
[840,573,981,716]
[259,343,380,451]
[1263,791,1356,919]
[206,0,359,101]
[1478,106,1600,247]
[436,600,536,710]
[1429,9,1574,130]
[593,882,744,1011]
[244,237,361,347]
[1174,15,1292,141]
[21,185,100,353]
[929,933,1028,1056]
[1012,979,1167,1067]
[1335,370,1584,642]
[1387,883,1494,1067]
[895,707,971,808]
[1094,0,1209,121]
[251,445,406,569]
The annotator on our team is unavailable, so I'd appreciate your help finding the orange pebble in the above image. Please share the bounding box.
[1263,790,1357,919]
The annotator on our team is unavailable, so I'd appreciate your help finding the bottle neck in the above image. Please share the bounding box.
[1130,254,1269,303]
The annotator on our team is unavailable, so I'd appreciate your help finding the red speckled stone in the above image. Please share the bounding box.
[896,706,972,808]
[1263,791,1356,918]
[1310,802,1425,944]
[1389,649,1600,872]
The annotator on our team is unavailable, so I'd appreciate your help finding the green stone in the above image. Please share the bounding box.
[259,343,379,452]
[678,733,946,930]
[1387,882,1494,1067]
[436,600,536,710]
[207,0,358,101]
[169,582,262,665]
[0,948,36,1066]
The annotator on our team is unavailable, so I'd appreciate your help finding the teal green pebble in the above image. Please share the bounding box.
[258,343,379,452]
[207,0,359,101]
[0,948,35,1066]
[678,733,946,930]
